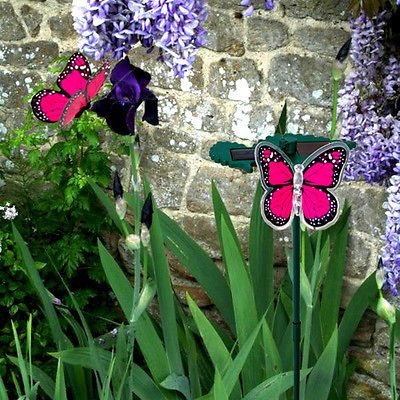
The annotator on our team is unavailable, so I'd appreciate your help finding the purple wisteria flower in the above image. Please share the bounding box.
[339,10,400,294]
[91,57,159,135]
[240,0,275,16]
[72,0,208,77]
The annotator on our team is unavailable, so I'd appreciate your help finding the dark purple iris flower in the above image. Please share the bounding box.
[91,57,159,135]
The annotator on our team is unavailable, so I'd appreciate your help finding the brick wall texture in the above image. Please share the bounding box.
[0,0,397,397]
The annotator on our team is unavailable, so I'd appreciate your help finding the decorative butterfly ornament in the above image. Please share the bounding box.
[254,142,349,230]
[31,52,110,129]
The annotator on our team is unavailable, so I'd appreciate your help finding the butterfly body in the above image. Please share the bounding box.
[255,142,349,231]
[31,52,109,129]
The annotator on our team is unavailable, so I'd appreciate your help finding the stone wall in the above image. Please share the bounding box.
[0,0,396,398]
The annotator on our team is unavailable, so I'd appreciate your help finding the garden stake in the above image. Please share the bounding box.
[210,134,354,400]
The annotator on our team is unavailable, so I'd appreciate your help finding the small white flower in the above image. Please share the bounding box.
[1,204,18,221]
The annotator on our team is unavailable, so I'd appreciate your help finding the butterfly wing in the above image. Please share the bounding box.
[255,143,294,188]
[85,62,110,101]
[255,142,295,230]
[57,52,91,97]
[262,185,294,230]
[31,89,70,123]
[301,143,349,229]
[59,91,88,129]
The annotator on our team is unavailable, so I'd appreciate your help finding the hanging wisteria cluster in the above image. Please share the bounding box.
[71,0,208,77]
[339,11,400,295]
[240,0,275,16]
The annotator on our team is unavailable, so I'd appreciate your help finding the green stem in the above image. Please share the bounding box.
[390,323,398,400]
[127,135,143,353]
[330,78,340,140]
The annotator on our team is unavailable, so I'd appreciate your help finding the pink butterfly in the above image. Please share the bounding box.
[31,52,110,129]
[254,142,349,230]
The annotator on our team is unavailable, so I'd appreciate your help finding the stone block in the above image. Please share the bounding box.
[347,372,391,400]
[171,274,212,307]
[146,125,200,155]
[141,149,190,209]
[208,58,263,102]
[20,5,43,37]
[156,91,180,124]
[345,232,380,279]
[247,18,289,52]
[129,46,204,92]
[186,163,259,217]
[0,69,40,108]
[0,2,26,41]
[204,10,245,56]
[182,98,227,133]
[280,0,351,21]
[285,99,331,136]
[49,14,76,40]
[208,0,243,11]
[336,181,387,236]
[0,41,59,69]
[268,54,332,107]
[231,102,276,140]
[293,26,350,57]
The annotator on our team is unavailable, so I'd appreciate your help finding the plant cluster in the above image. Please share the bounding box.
[338,8,400,295]
[72,0,208,77]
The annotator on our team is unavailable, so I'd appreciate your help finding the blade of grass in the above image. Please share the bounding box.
[320,221,349,346]
[220,217,263,393]
[187,295,242,400]
[54,360,68,400]
[0,374,9,400]
[249,183,274,322]
[12,225,65,349]
[150,202,184,375]
[159,210,234,329]
[131,363,168,400]
[305,327,338,400]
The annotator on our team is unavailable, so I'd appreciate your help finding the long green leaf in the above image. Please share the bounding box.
[159,211,234,329]
[222,318,264,397]
[261,320,282,379]
[89,180,132,236]
[54,360,67,400]
[213,371,229,400]
[11,320,30,396]
[12,225,64,349]
[220,217,263,393]
[0,374,9,400]
[337,272,378,361]
[98,240,134,319]
[131,363,167,400]
[187,295,242,400]
[320,222,349,345]
[242,369,311,400]
[249,183,274,322]
[150,202,184,375]
[274,101,287,135]
[8,356,55,398]
[306,327,338,400]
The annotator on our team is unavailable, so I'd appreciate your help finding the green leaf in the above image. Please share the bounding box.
[131,363,168,400]
[150,201,184,375]
[98,240,134,319]
[54,360,67,400]
[89,180,131,236]
[306,327,338,400]
[274,101,287,135]
[0,374,9,400]
[159,211,234,329]
[242,369,311,400]
[213,371,229,400]
[220,217,263,393]
[12,225,65,349]
[131,280,157,323]
[337,272,378,361]
[187,295,242,400]
[261,320,282,379]
[249,183,274,321]
[8,356,55,398]
[160,374,191,400]
[320,221,349,345]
